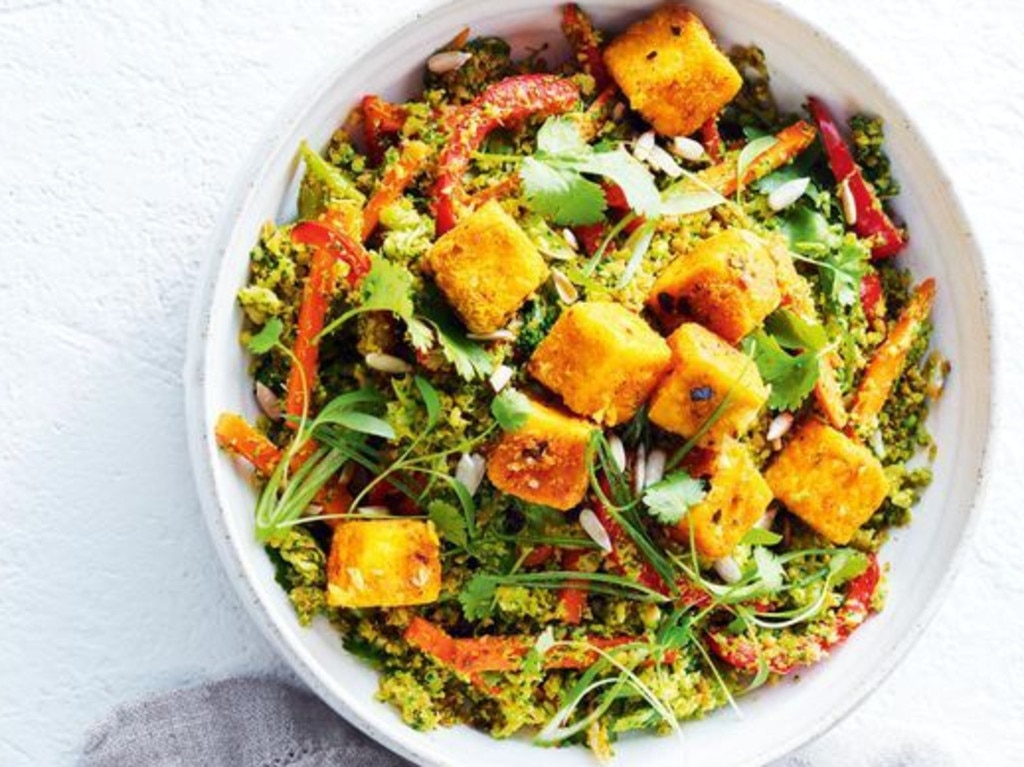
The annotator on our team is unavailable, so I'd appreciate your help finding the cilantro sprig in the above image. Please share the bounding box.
[745,308,830,412]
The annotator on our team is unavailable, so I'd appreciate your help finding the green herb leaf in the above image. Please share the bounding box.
[752,547,784,591]
[427,499,468,549]
[325,411,395,440]
[298,140,366,204]
[360,255,415,317]
[740,528,783,547]
[642,471,706,525]
[247,317,283,354]
[745,330,819,411]
[491,388,532,432]
[575,148,661,216]
[735,135,778,194]
[828,549,870,584]
[536,117,589,156]
[659,186,728,216]
[520,157,606,225]
[417,288,494,381]
[459,573,498,620]
[616,218,657,289]
[413,375,441,429]
[764,309,828,352]
[824,239,870,307]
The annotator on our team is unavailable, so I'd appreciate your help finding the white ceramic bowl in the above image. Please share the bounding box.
[185,1,994,764]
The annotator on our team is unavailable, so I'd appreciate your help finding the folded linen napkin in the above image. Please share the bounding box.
[82,677,953,766]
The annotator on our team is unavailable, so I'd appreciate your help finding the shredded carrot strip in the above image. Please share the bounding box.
[698,121,817,196]
[361,140,431,241]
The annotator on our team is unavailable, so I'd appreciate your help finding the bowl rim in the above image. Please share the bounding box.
[184,1,996,764]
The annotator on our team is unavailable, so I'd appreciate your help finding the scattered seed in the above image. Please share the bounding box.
[767,177,810,212]
[347,567,367,591]
[633,130,656,162]
[644,448,666,487]
[633,443,647,495]
[839,178,858,226]
[365,352,412,374]
[426,50,473,74]
[670,135,705,162]
[714,556,743,584]
[411,566,431,588]
[489,364,514,393]
[579,508,613,553]
[607,434,627,472]
[255,381,282,421]
[526,478,541,490]
[869,429,886,459]
[647,144,684,178]
[612,102,626,121]
[466,328,517,342]
[551,268,579,304]
[561,227,579,250]
[455,452,487,496]
[754,509,776,530]
[766,412,794,441]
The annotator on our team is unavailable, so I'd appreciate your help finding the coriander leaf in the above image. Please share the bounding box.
[825,239,870,307]
[491,388,532,432]
[521,157,606,225]
[828,549,870,584]
[413,375,441,429]
[406,317,434,352]
[777,205,834,250]
[459,573,498,620]
[745,330,819,412]
[360,255,415,317]
[736,135,778,193]
[536,117,589,156]
[247,317,283,354]
[764,309,828,352]
[752,546,784,591]
[576,147,662,216]
[740,528,783,547]
[427,499,468,549]
[417,289,494,380]
[642,471,706,525]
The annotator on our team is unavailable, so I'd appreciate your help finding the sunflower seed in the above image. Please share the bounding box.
[648,144,684,178]
[767,177,810,211]
[489,364,514,393]
[561,227,579,250]
[766,412,794,441]
[754,509,776,530]
[869,429,886,459]
[607,434,626,472]
[670,135,705,162]
[455,452,486,496]
[551,268,578,304]
[714,556,743,584]
[633,130,656,162]
[644,448,666,487]
[355,505,392,517]
[579,508,613,553]
[633,443,647,495]
[426,50,473,74]
[255,381,282,421]
[365,352,412,374]
[839,178,858,226]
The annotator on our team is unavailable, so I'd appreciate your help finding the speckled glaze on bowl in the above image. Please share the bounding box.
[184,1,993,764]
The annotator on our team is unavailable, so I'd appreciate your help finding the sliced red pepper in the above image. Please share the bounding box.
[561,3,612,91]
[807,97,906,259]
[860,272,884,318]
[558,549,588,625]
[573,222,606,256]
[361,95,408,167]
[361,140,432,242]
[521,543,555,568]
[432,74,580,235]
[708,553,880,675]
[291,217,372,288]
[700,116,724,163]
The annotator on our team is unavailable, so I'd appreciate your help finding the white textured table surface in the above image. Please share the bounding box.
[1,1,1022,764]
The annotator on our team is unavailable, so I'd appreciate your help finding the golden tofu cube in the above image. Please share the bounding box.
[486,399,596,511]
[649,230,781,344]
[528,301,672,425]
[423,200,548,333]
[765,419,889,544]
[674,439,773,558]
[648,323,768,446]
[326,519,441,608]
[604,5,742,137]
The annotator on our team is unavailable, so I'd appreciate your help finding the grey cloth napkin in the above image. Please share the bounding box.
[82,677,954,766]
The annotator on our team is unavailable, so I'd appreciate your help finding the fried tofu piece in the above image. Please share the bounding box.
[673,438,773,558]
[423,200,548,333]
[486,399,596,510]
[649,230,781,344]
[326,519,441,608]
[648,323,768,446]
[764,419,889,544]
[528,301,672,425]
[603,5,742,137]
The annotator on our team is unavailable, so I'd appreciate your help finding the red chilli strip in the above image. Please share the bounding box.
[432,74,580,235]
[700,116,724,163]
[860,272,884,318]
[558,548,588,625]
[561,3,613,91]
[807,97,906,259]
[361,95,408,167]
